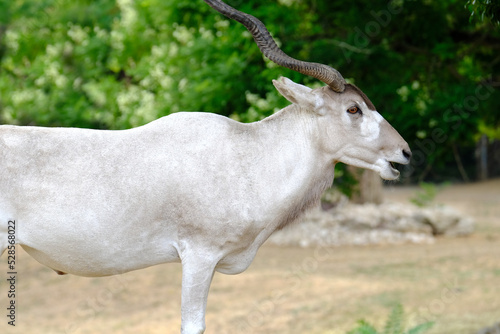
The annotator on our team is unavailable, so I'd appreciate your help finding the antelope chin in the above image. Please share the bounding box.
[380,160,401,180]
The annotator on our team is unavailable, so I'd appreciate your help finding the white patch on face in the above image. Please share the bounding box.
[359,103,383,141]
[372,109,384,123]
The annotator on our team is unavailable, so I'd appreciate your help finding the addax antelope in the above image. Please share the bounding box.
[0,1,411,333]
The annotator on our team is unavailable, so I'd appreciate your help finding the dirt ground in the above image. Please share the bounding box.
[1,179,499,334]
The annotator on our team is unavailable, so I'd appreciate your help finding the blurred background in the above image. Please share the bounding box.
[0,1,499,333]
[0,0,499,184]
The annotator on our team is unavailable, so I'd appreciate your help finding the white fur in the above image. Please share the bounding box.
[0,77,410,334]
[360,108,383,141]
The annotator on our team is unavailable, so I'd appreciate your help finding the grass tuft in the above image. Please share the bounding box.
[347,304,434,334]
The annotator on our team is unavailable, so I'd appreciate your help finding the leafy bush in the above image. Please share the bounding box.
[1,0,499,182]
[409,182,438,208]
[467,0,500,25]
[409,182,451,207]
[347,304,434,334]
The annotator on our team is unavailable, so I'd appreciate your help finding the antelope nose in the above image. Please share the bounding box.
[403,148,412,161]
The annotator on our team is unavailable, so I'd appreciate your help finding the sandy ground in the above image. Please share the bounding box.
[1,179,499,334]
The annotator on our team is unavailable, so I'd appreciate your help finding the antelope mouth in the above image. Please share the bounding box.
[386,160,401,179]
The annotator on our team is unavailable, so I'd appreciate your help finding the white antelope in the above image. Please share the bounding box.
[0,1,411,333]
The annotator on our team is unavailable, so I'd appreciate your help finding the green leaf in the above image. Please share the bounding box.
[383,304,404,334]
[347,320,379,334]
[405,322,435,334]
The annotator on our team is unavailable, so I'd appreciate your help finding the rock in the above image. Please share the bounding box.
[267,201,475,247]
[476,322,500,334]
[420,206,475,236]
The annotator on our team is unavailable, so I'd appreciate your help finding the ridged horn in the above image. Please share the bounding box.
[204,0,346,92]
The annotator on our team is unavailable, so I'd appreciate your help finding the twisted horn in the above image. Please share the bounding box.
[204,0,346,92]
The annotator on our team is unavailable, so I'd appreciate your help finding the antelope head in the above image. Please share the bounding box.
[204,0,412,179]
[273,77,411,180]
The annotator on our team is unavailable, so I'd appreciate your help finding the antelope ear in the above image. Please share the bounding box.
[273,77,324,114]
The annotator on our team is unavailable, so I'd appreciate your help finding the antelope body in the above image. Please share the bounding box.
[0,78,410,333]
[1,1,411,333]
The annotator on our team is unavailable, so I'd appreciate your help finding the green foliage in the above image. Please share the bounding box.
[410,182,438,207]
[347,304,434,334]
[0,0,499,182]
[334,163,360,198]
[348,320,379,334]
[409,182,450,207]
[467,0,500,25]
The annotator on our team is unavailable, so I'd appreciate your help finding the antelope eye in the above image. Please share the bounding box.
[347,106,360,114]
